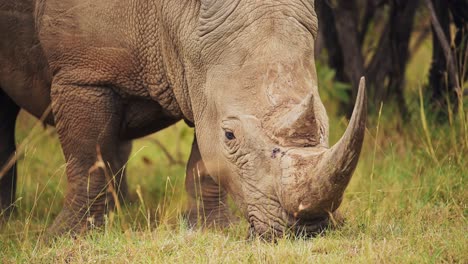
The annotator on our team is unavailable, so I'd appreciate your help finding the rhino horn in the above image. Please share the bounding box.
[318,76,366,189]
[274,93,323,147]
[290,77,367,217]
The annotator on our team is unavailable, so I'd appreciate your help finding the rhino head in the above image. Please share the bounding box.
[183,0,366,238]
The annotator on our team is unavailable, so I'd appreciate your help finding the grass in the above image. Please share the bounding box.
[0,42,467,263]
[0,99,466,263]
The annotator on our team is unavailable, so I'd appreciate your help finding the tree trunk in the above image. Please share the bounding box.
[366,20,392,106]
[428,0,452,111]
[387,0,420,120]
[315,0,347,84]
[332,0,366,114]
[448,0,468,92]
[315,0,351,115]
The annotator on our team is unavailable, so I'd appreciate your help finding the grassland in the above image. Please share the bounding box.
[0,48,467,263]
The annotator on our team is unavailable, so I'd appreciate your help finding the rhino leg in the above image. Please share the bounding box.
[98,140,131,213]
[114,141,132,202]
[0,89,20,218]
[105,140,132,211]
[185,137,235,228]
[48,84,124,235]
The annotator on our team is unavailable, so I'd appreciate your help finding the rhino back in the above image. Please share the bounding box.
[36,0,176,105]
[1,0,184,132]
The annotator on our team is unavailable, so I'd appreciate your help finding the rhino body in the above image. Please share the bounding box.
[0,0,366,238]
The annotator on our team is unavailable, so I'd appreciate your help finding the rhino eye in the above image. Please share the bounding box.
[225,131,236,140]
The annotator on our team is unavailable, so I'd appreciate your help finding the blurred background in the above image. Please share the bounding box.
[314,0,467,121]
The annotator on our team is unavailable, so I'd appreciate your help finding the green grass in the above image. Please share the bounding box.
[0,100,466,263]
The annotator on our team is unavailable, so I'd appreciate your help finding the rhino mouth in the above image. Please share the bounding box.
[290,215,333,237]
[247,204,333,240]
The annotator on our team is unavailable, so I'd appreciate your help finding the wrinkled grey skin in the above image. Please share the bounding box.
[0,0,366,238]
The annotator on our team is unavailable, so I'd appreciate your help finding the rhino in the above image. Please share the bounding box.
[0,0,366,239]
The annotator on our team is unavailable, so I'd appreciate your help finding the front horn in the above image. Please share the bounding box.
[287,77,367,217]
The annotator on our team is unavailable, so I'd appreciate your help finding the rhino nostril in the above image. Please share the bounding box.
[271,148,281,158]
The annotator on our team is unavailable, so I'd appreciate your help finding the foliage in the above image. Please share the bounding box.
[316,61,352,105]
